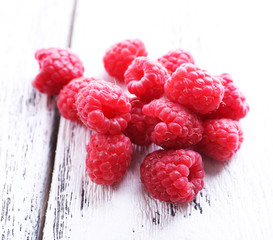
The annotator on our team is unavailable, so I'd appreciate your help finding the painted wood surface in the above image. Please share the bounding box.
[0,0,74,239]
[43,0,273,240]
[1,0,273,239]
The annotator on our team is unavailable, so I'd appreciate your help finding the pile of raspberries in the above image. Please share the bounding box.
[33,39,249,203]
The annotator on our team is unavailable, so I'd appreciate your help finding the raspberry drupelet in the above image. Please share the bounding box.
[141,149,205,203]
[124,57,170,102]
[33,48,84,95]
[57,77,98,121]
[86,133,133,185]
[123,98,159,146]
[103,39,148,81]
[164,63,224,114]
[158,49,195,74]
[75,81,131,135]
[142,99,203,149]
[203,73,249,120]
[196,118,244,161]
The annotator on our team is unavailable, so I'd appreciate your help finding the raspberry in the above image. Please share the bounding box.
[103,39,148,81]
[86,133,133,185]
[164,63,224,114]
[32,48,84,95]
[75,81,131,135]
[142,99,203,149]
[196,119,243,161]
[57,77,97,121]
[158,49,195,74]
[123,98,159,145]
[203,73,249,120]
[124,57,169,101]
[140,149,204,203]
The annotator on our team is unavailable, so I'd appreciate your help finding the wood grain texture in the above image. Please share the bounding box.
[43,0,273,239]
[0,0,74,239]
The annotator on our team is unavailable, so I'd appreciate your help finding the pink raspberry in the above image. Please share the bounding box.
[75,81,131,135]
[164,63,225,114]
[86,133,133,185]
[196,119,243,161]
[33,48,84,95]
[57,77,98,121]
[142,99,203,149]
[103,39,148,81]
[158,49,195,74]
[123,98,159,146]
[124,57,169,101]
[203,73,249,120]
[140,149,205,203]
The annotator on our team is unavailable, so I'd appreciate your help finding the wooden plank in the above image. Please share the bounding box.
[0,0,75,239]
[43,0,273,239]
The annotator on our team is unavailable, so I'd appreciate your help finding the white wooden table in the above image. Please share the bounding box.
[1,0,273,239]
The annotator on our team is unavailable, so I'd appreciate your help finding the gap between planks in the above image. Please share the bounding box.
[0,0,77,239]
[38,0,79,239]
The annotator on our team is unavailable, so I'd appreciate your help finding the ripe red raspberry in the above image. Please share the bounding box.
[33,48,84,95]
[123,98,159,145]
[196,119,243,161]
[103,39,148,81]
[142,99,203,149]
[158,49,195,74]
[124,57,169,101]
[203,73,249,120]
[140,149,204,203]
[86,133,133,185]
[57,77,98,121]
[164,63,224,114]
[75,81,131,135]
